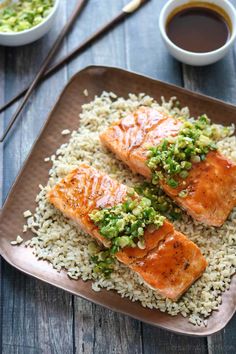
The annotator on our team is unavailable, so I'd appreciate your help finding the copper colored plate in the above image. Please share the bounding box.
[0,66,235,336]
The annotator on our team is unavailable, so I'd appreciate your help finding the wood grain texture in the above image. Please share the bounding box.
[207,316,236,354]
[123,0,183,85]
[0,42,5,354]
[67,2,144,353]
[1,263,74,354]
[1,2,74,354]
[2,0,68,202]
[0,47,4,205]
[181,6,236,353]
[142,324,208,354]
[182,48,236,104]
[181,0,236,105]
[123,0,207,352]
[74,298,142,354]
[0,0,235,353]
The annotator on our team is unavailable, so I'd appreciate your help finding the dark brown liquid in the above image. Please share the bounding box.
[166,6,231,53]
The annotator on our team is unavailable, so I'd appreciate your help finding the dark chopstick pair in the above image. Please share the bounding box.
[0,0,150,142]
[0,0,87,142]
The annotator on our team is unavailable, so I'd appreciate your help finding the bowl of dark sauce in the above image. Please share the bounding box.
[159,0,236,66]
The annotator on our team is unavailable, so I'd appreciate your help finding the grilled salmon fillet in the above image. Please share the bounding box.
[48,164,207,301]
[100,107,236,226]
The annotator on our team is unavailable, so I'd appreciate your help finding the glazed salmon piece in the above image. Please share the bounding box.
[48,164,128,247]
[116,221,174,265]
[130,231,206,300]
[100,107,236,226]
[48,165,207,300]
[162,151,236,227]
[100,107,182,179]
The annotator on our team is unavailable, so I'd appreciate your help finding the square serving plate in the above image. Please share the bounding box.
[0,66,235,336]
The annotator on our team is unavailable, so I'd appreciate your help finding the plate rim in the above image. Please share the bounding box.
[2,64,236,212]
[0,65,235,337]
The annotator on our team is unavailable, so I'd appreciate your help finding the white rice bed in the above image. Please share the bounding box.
[23,92,236,327]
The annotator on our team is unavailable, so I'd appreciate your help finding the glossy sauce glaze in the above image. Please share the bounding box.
[48,164,207,300]
[100,107,236,226]
[166,4,231,53]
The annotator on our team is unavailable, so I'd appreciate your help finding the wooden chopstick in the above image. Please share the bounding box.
[0,0,150,140]
[0,0,87,142]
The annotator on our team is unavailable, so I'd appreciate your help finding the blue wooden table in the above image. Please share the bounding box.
[0,1,235,353]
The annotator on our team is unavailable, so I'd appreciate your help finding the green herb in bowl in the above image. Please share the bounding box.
[0,0,54,32]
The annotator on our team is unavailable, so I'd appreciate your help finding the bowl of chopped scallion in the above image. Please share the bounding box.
[0,0,60,46]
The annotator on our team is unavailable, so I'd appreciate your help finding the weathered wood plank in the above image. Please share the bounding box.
[182,50,236,104]
[2,0,68,202]
[124,0,208,351]
[182,0,236,106]
[0,42,5,354]
[0,46,4,205]
[1,2,74,354]
[74,298,142,354]
[68,1,143,353]
[123,0,183,85]
[207,315,236,354]
[142,325,208,354]
[66,0,127,79]
[1,0,236,353]
[182,28,236,354]
[1,263,74,354]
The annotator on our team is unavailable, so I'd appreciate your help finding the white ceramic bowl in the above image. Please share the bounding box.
[0,0,60,46]
[159,0,236,66]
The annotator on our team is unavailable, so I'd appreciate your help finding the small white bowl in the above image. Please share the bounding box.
[0,0,60,46]
[159,0,236,66]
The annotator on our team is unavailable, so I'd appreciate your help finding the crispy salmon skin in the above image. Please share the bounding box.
[100,107,236,226]
[48,164,207,301]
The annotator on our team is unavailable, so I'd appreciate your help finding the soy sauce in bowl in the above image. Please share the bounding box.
[166,3,232,53]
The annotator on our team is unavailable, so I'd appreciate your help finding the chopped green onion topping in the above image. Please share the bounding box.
[134,182,182,221]
[147,115,219,187]
[91,251,115,277]
[178,190,188,198]
[167,178,179,188]
[89,196,165,276]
